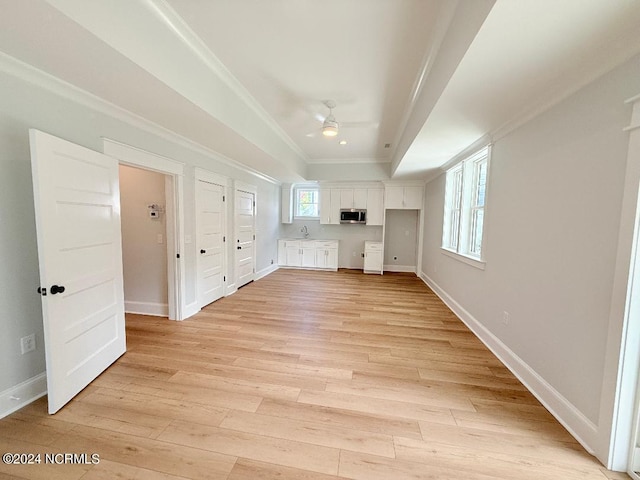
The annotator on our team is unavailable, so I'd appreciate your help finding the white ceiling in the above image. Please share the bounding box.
[0,0,639,183]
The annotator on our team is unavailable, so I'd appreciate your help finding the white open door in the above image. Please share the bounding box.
[196,178,225,307]
[235,187,255,288]
[30,130,126,414]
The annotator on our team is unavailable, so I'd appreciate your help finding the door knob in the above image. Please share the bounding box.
[50,285,65,295]
[200,249,206,254]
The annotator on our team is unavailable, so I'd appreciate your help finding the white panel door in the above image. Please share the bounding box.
[235,189,255,288]
[196,180,225,307]
[29,129,126,414]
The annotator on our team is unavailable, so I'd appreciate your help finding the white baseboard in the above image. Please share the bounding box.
[0,373,47,419]
[418,270,599,455]
[256,264,278,280]
[383,264,417,273]
[183,301,200,320]
[225,283,238,297]
[125,301,169,317]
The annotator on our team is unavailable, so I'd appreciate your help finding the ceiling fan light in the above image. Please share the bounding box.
[322,125,338,136]
[322,116,339,137]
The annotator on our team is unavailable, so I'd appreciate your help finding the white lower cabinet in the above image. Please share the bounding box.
[364,241,383,274]
[278,239,338,271]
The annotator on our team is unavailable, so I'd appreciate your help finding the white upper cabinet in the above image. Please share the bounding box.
[385,186,405,209]
[354,188,367,209]
[366,189,384,226]
[385,185,423,209]
[320,188,341,225]
[403,186,424,209]
[281,183,293,223]
[339,188,367,209]
[319,184,387,224]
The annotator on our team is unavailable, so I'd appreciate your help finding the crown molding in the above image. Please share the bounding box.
[146,0,307,163]
[492,53,640,143]
[305,157,391,165]
[0,51,279,185]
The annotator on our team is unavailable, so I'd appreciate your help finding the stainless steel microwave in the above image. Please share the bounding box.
[340,209,366,224]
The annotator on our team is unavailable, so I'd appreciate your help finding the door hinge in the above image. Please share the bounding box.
[37,287,47,296]
[223,276,226,282]
[253,201,256,207]
[253,234,255,240]
[176,253,180,259]
[223,236,226,242]
[223,195,225,202]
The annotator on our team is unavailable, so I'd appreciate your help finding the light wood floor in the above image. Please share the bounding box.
[0,269,631,479]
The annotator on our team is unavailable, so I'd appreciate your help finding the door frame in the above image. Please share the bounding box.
[234,180,257,290]
[102,138,186,320]
[195,167,229,308]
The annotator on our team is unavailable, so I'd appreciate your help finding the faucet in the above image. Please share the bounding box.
[300,225,309,238]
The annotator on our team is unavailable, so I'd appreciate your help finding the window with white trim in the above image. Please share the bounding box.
[442,146,490,260]
[294,187,319,219]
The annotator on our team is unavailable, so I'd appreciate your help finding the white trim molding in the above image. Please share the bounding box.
[103,138,185,176]
[419,270,599,455]
[383,264,417,273]
[124,301,169,317]
[183,301,200,320]
[0,51,279,185]
[0,373,47,420]
[256,264,279,281]
[103,139,186,322]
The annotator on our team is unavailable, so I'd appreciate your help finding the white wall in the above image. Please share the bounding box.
[0,57,281,411]
[119,165,168,315]
[384,209,418,271]
[279,220,383,269]
[420,55,640,461]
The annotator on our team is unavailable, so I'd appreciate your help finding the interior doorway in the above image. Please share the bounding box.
[103,138,185,320]
[119,165,170,317]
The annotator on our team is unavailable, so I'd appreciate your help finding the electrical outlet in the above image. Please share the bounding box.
[157,234,163,244]
[502,311,510,325]
[352,252,356,257]
[20,334,35,354]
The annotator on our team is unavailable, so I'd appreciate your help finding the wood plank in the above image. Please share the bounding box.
[78,459,190,480]
[297,390,457,425]
[394,436,606,480]
[227,458,344,480]
[257,398,423,439]
[339,450,499,480]
[157,419,340,475]
[220,409,395,457]
[56,424,236,480]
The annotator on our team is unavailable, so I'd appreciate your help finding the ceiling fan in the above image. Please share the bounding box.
[306,100,379,138]
[321,100,339,137]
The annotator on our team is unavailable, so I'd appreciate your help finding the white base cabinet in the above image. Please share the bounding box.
[278,239,339,271]
[364,241,383,274]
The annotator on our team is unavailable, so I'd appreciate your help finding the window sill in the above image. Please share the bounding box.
[293,216,320,221]
[440,248,486,270]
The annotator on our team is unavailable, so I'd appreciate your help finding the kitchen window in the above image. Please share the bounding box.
[442,146,490,267]
[294,187,319,219]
